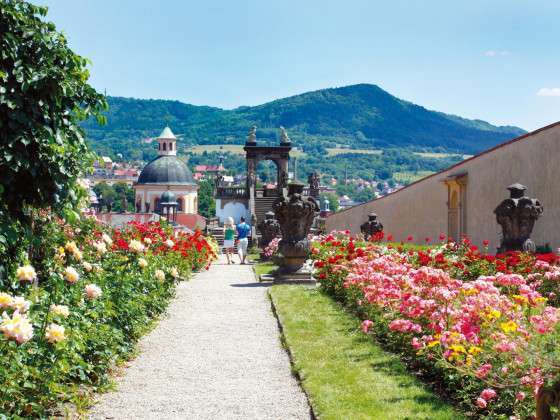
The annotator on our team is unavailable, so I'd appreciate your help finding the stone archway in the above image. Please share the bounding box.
[244,127,291,196]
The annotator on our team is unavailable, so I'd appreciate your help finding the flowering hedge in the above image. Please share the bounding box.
[311,232,560,419]
[0,213,216,417]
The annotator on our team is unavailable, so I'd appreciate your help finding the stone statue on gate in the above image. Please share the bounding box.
[258,211,281,253]
[246,125,257,144]
[214,172,224,189]
[308,172,320,198]
[360,212,383,240]
[279,126,291,144]
[494,183,543,253]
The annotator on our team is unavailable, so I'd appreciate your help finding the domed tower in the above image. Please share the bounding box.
[133,126,198,214]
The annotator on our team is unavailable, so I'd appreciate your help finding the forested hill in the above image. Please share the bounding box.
[82,84,525,160]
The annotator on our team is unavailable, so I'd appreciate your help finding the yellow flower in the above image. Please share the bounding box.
[464,288,479,296]
[65,241,79,254]
[45,323,66,343]
[170,267,179,278]
[500,320,518,333]
[129,240,145,254]
[82,261,93,272]
[138,258,148,269]
[49,304,70,317]
[16,265,36,282]
[0,311,34,343]
[468,346,483,355]
[449,344,466,354]
[485,309,501,321]
[0,292,13,308]
[155,270,165,282]
[512,295,529,305]
[427,340,440,348]
[64,266,80,284]
[535,297,547,304]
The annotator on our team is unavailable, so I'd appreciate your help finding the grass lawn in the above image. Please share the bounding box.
[393,170,434,183]
[269,285,461,420]
[254,260,277,277]
[189,144,306,157]
[326,147,383,156]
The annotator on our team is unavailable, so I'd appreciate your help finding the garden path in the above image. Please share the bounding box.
[89,255,310,419]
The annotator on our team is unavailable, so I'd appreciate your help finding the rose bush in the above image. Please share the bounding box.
[312,231,560,419]
[0,213,216,417]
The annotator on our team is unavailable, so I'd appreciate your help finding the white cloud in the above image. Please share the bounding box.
[484,50,510,57]
[536,88,560,97]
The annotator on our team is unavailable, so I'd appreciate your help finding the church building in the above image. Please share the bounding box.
[133,126,198,215]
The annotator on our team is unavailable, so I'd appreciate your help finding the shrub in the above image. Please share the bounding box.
[311,232,560,419]
[0,215,216,417]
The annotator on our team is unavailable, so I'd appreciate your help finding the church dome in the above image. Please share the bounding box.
[137,155,195,185]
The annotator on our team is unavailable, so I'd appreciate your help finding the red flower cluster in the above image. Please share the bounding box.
[109,221,217,271]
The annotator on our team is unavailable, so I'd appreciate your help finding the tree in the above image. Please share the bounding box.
[0,1,107,220]
[319,193,339,212]
[197,179,215,219]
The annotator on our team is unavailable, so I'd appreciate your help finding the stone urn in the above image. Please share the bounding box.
[258,211,281,258]
[360,212,383,240]
[494,183,543,253]
[273,183,319,277]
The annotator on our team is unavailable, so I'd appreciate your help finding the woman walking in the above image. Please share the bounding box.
[223,217,236,264]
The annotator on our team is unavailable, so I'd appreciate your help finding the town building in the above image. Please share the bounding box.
[133,126,199,215]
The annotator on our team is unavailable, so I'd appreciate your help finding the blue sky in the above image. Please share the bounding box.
[39,0,560,131]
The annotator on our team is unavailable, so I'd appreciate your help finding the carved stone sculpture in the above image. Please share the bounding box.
[494,183,543,253]
[246,125,257,144]
[279,126,291,144]
[536,380,560,420]
[120,193,128,213]
[214,172,224,189]
[278,170,289,190]
[258,211,281,253]
[273,183,319,275]
[360,212,384,240]
[308,172,320,198]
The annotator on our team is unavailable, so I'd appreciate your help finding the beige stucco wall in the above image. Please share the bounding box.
[326,123,560,251]
[133,184,198,214]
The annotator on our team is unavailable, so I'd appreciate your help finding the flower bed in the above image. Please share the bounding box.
[311,231,560,418]
[0,214,216,417]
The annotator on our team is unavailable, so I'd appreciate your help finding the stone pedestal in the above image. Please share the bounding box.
[271,183,319,284]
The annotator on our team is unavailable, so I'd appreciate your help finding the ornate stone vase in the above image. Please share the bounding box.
[273,183,319,274]
[494,183,543,253]
[360,212,383,240]
[257,211,281,259]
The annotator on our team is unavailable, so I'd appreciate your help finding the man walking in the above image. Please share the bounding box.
[236,216,251,264]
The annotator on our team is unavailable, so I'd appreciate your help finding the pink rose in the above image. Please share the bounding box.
[480,388,497,401]
[361,320,373,333]
[476,397,487,409]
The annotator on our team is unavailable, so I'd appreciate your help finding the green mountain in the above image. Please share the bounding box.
[83,83,525,160]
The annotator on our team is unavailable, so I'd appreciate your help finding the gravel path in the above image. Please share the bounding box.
[89,256,311,420]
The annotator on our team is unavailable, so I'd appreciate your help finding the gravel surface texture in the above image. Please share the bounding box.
[89,256,311,420]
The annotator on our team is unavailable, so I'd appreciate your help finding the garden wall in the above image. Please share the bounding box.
[326,121,560,251]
